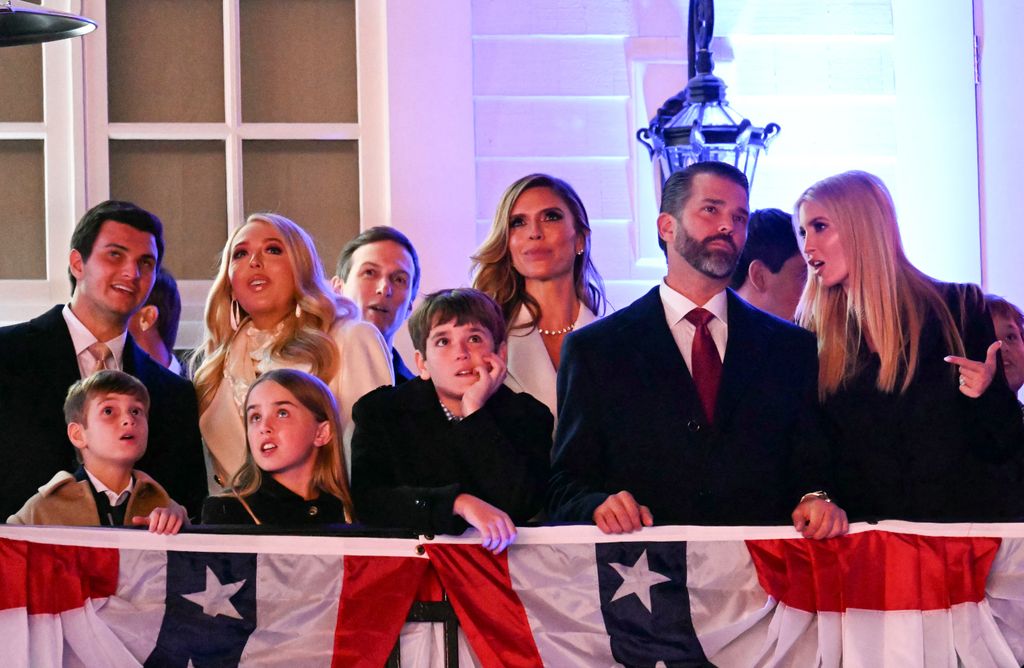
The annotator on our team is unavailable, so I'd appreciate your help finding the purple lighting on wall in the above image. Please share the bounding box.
[636,0,779,189]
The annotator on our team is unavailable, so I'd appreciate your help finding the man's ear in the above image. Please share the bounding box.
[136,304,159,332]
[312,421,331,447]
[747,259,770,293]
[497,340,508,363]
[329,275,345,296]
[69,249,86,283]
[656,213,677,247]
[414,350,430,380]
[68,422,88,451]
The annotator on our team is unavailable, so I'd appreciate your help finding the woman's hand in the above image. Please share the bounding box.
[945,340,1002,398]
[460,353,508,417]
[453,493,517,553]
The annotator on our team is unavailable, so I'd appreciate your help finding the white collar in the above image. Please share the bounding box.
[659,281,729,327]
[84,467,135,507]
[62,304,128,364]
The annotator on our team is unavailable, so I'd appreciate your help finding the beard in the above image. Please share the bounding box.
[674,223,740,279]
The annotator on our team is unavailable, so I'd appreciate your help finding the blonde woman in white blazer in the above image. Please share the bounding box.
[472,174,608,425]
[193,213,392,490]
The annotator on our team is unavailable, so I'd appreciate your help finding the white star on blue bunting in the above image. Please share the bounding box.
[609,549,672,612]
[182,565,246,620]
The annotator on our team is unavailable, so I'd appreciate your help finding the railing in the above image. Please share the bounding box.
[3,521,1024,667]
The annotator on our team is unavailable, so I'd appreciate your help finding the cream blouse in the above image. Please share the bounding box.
[504,304,598,426]
[199,318,393,492]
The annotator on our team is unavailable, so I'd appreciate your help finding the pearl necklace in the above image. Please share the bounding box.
[538,323,575,336]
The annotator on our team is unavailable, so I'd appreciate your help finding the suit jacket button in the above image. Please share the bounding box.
[308,505,319,517]
[414,498,427,508]
[687,420,702,432]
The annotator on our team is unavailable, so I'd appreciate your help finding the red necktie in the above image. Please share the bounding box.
[685,308,722,424]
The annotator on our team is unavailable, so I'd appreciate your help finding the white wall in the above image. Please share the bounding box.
[384,0,478,362]
[976,0,1024,308]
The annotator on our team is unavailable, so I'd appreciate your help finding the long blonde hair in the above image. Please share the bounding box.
[230,369,354,521]
[795,171,963,398]
[471,174,607,331]
[192,213,359,412]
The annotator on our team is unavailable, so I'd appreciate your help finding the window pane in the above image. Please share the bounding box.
[109,140,227,280]
[106,0,224,122]
[0,45,42,122]
[242,140,359,272]
[0,141,46,279]
[240,0,357,123]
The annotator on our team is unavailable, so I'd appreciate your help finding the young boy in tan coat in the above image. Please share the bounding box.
[8,370,187,533]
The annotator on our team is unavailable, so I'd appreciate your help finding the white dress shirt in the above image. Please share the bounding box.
[658,280,728,375]
[84,467,134,507]
[62,304,128,378]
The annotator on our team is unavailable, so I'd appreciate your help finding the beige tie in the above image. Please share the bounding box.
[86,341,113,376]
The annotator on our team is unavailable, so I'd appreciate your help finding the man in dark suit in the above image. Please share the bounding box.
[0,201,207,520]
[547,162,847,538]
[332,226,420,383]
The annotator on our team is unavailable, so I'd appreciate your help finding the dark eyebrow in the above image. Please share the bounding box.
[702,198,750,218]
[103,242,156,261]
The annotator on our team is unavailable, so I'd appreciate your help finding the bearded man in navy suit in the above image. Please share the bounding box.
[0,201,206,520]
[547,162,848,538]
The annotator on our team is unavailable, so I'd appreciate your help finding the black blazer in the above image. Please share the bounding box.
[821,281,1024,521]
[201,475,347,526]
[548,287,831,526]
[0,305,208,519]
[350,378,552,534]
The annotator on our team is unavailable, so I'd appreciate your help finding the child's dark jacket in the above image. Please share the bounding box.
[351,377,552,534]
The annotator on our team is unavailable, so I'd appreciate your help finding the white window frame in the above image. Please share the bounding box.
[0,0,88,325]
[66,0,389,345]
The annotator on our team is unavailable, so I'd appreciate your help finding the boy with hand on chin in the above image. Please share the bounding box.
[8,370,188,533]
[351,288,551,553]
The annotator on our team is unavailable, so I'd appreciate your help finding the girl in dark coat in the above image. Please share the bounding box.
[202,369,353,526]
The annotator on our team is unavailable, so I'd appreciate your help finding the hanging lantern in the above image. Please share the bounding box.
[637,0,779,188]
[0,1,96,48]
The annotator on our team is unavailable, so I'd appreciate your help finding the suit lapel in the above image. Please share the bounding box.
[122,333,143,376]
[716,291,771,425]
[621,287,703,416]
[31,305,81,388]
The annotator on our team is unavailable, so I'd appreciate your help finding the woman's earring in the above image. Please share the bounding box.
[576,248,584,256]
[230,299,242,331]
[295,301,302,319]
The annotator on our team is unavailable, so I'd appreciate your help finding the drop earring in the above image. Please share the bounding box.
[230,299,242,331]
